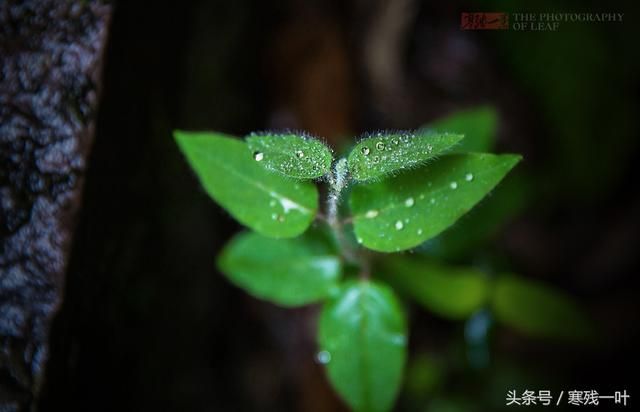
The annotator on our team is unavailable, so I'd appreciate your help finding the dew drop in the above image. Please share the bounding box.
[316,350,331,364]
[365,210,379,219]
[278,215,285,222]
[430,198,436,204]
[404,197,414,207]
[376,141,385,151]
[372,156,380,163]
[450,181,458,189]
[271,213,278,220]
[269,200,277,207]
[390,335,406,345]
[395,220,404,230]
[295,150,305,158]
[427,144,433,153]
[465,173,474,181]
[253,151,264,161]
[361,146,370,156]
[356,237,363,244]
[391,138,399,145]
[417,228,423,235]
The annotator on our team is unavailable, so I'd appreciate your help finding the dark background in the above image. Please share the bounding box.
[37,0,639,411]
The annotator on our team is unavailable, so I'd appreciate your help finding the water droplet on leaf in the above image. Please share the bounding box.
[376,141,385,151]
[390,335,406,345]
[450,181,458,189]
[395,220,404,230]
[365,210,379,218]
[404,197,414,207]
[253,151,264,161]
[295,150,305,158]
[361,146,370,156]
[465,173,474,181]
[316,350,331,364]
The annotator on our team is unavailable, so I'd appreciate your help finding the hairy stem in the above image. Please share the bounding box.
[326,159,369,279]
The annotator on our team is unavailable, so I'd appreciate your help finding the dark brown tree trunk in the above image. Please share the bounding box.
[0,1,111,410]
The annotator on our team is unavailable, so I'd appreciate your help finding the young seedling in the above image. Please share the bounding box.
[174,121,522,411]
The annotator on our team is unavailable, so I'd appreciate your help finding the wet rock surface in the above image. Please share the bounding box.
[0,1,110,409]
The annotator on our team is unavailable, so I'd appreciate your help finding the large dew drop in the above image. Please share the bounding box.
[450,181,458,189]
[316,350,332,364]
[465,172,474,181]
[295,150,305,158]
[404,197,414,207]
[376,141,385,151]
[361,146,370,156]
[395,220,404,230]
[253,151,264,161]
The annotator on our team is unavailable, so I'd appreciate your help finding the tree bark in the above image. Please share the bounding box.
[0,1,111,410]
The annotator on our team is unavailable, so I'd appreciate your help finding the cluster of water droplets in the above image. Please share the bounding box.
[248,131,331,177]
[360,170,476,238]
[253,148,326,175]
[358,132,420,166]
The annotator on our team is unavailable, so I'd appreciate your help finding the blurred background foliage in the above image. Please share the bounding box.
[42,0,639,411]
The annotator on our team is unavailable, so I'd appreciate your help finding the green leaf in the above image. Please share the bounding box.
[217,230,341,306]
[174,130,318,238]
[350,153,521,252]
[423,172,529,259]
[318,280,407,412]
[492,275,593,341]
[379,256,489,319]
[347,130,463,182]
[246,132,333,179]
[426,106,498,153]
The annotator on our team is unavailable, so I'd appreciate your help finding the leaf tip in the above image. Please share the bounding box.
[172,129,189,145]
[504,153,524,168]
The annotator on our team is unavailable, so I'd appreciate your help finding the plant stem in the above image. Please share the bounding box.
[326,159,369,279]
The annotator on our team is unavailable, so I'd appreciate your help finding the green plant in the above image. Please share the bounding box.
[173,108,589,411]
